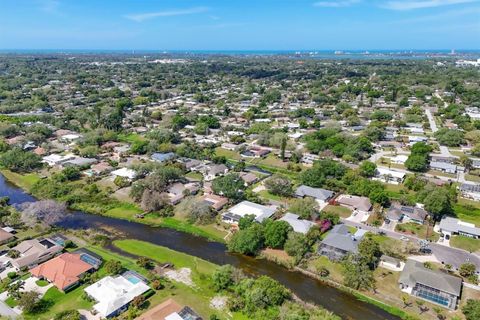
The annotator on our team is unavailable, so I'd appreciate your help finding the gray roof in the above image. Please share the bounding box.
[280,213,315,234]
[320,224,364,253]
[460,183,480,193]
[430,161,457,171]
[439,216,480,236]
[399,260,462,297]
[295,185,334,201]
[387,203,428,222]
[151,152,175,162]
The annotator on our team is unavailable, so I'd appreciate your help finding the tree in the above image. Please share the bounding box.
[7,280,24,300]
[228,224,265,255]
[434,128,464,147]
[463,299,480,320]
[459,263,476,278]
[238,214,256,230]
[357,236,382,269]
[288,197,318,220]
[136,257,154,270]
[212,265,235,291]
[0,148,42,172]
[284,232,308,262]
[54,310,81,320]
[405,154,428,172]
[19,200,66,227]
[185,200,216,225]
[239,276,290,312]
[422,188,452,220]
[131,295,146,309]
[264,175,293,197]
[212,173,246,201]
[359,161,377,178]
[140,190,169,212]
[104,260,123,275]
[264,220,292,249]
[18,291,40,314]
[342,256,375,291]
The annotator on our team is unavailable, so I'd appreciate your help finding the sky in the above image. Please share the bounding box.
[0,0,479,50]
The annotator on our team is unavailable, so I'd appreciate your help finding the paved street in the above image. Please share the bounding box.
[341,218,480,271]
[0,300,18,319]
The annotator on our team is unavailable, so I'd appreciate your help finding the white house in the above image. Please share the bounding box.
[390,155,408,165]
[280,213,315,234]
[84,273,150,318]
[42,153,75,166]
[222,201,276,224]
[374,167,406,185]
[111,168,137,180]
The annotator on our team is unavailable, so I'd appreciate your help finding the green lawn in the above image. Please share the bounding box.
[36,279,49,287]
[159,217,227,243]
[113,239,246,319]
[117,132,145,144]
[0,169,41,191]
[321,205,352,218]
[185,172,203,181]
[104,203,143,219]
[307,256,343,283]
[215,147,241,160]
[258,189,288,202]
[453,201,480,226]
[5,296,18,308]
[395,222,439,241]
[450,235,480,253]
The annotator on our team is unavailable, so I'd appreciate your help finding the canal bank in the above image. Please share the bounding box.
[0,173,400,320]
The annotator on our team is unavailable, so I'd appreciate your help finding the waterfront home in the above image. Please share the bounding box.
[62,157,98,168]
[165,182,200,205]
[84,272,150,318]
[42,153,75,166]
[222,201,276,224]
[280,213,315,234]
[439,216,480,239]
[30,252,94,291]
[386,203,428,225]
[202,193,229,211]
[399,259,462,310]
[10,238,63,270]
[241,146,270,158]
[135,298,202,320]
[318,224,366,261]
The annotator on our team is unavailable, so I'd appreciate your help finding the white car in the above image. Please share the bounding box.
[400,236,409,242]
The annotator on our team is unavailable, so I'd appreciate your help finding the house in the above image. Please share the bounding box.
[177,158,203,171]
[111,167,137,181]
[280,213,315,234]
[239,172,258,186]
[374,167,406,185]
[379,255,403,271]
[203,164,228,181]
[222,201,276,224]
[336,195,372,214]
[84,272,150,318]
[165,182,200,205]
[459,183,480,201]
[390,155,408,165]
[30,252,94,291]
[386,203,428,224]
[10,238,63,270]
[318,224,366,261]
[295,185,334,204]
[241,146,270,158]
[90,162,113,175]
[202,193,229,211]
[135,298,202,320]
[430,161,458,174]
[62,157,98,168]
[0,229,14,245]
[151,152,176,163]
[301,153,320,165]
[439,217,480,239]
[399,259,462,310]
[42,153,75,166]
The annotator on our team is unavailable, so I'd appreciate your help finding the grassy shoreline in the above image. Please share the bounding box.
[0,170,226,243]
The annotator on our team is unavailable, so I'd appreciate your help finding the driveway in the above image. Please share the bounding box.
[0,300,19,318]
[22,277,53,297]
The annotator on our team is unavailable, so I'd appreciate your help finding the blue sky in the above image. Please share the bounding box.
[0,0,479,50]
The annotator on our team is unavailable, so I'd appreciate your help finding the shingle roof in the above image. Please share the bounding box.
[280,213,315,234]
[439,216,480,236]
[295,185,334,201]
[320,224,364,253]
[399,260,462,297]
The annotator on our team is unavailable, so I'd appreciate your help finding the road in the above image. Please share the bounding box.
[0,300,18,319]
[425,108,439,133]
[341,218,480,271]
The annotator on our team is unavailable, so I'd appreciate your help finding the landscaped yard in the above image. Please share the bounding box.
[321,204,352,218]
[454,200,480,226]
[35,279,49,287]
[306,256,343,283]
[450,235,480,253]
[395,222,439,241]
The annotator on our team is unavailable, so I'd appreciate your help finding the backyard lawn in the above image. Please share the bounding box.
[454,201,480,226]
[450,235,480,253]
[321,204,352,218]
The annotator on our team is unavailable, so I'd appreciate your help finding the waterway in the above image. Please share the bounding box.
[0,174,398,320]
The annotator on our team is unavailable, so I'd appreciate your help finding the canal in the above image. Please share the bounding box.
[0,174,398,320]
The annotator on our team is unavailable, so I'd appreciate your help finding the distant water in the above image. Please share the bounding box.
[0,49,479,60]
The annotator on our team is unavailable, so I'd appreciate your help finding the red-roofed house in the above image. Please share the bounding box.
[30,253,93,291]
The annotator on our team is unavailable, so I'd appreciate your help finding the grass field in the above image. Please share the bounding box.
[453,201,480,226]
[321,204,352,218]
[113,239,244,319]
[450,235,480,253]
[0,169,41,191]
[395,222,439,241]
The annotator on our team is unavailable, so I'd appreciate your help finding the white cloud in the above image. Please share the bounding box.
[382,0,478,10]
[313,0,361,7]
[125,7,209,22]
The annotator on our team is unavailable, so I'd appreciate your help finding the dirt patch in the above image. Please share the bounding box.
[210,296,228,310]
[165,267,195,287]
